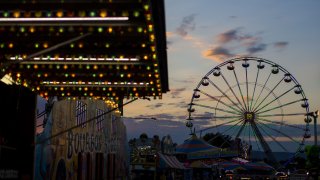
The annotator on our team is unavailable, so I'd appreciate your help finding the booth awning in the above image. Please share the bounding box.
[158,153,185,169]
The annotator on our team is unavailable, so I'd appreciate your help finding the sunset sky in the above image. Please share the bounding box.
[123,0,320,149]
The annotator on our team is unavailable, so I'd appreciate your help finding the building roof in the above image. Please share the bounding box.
[175,134,220,154]
[0,0,169,100]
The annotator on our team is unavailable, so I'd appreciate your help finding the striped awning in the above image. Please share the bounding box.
[158,153,186,169]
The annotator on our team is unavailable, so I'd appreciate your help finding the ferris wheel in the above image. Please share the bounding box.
[186,57,312,165]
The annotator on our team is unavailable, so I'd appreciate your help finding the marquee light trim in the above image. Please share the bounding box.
[0,17,129,22]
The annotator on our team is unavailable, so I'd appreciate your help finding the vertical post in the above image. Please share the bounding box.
[314,110,319,146]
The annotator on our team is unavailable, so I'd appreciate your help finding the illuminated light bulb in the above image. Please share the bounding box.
[133,87,137,91]
[141,43,146,48]
[133,11,140,17]
[78,11,86,17]
[65,73,69,77]
[35,11,42,17]
[102,87,106,91]
[120,74,124,78]
[44,73,48,77]
[36,86,40,91]
[78,87,82,91]
[148,74,152,77]
[66,11,74,17]
[56,65,60,69]
[144,5,149,10]
[27,65,31,69]
[154,63,158,67]
[3,12,9,17]
[78,43,83,48]
[127,74,131,78]
[13,10,20,18]
[20,27,25,32]
[56,10,64,17]
[84,87,88,91]
[90,93,93,96]
[86,65,90,69]
[59,27,64,33]
[92,74,96,77]
[122,11,129,17]
[16,73,21,78]
[112,92,116,96]
[147,66,151,70]
[100,9,107,17]
[0,44,4,48]
[35,43,39,48]
[143,55,148,60]
[146,14,152,21]
[105,43,110,48]
[46,12,52,17]
[60,87,64,91]
[8,43,14,48]
[67,92,71,96]
[153,54,157,59]
[137,27,143,33]
[29,27,35,33]
[123,65,128,70]
[150,81,154,85]
[93,65,98,70]
[99,73,103,78]
[108,27,113,33]
[90,11,96,17]
[148,24,153,32]
[34,64,38,69]
[70,43,74,48]
[108,87,112,91]
[98,27,103,33]
[71,74,75,78]
[63,65,68,69]
[43,43,48,48]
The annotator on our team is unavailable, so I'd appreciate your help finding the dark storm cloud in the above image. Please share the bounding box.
[176,14,196,37]
[273,41,288,49]
[247,43,267,54]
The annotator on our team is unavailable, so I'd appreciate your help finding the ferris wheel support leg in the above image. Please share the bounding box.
[250,122,279,168]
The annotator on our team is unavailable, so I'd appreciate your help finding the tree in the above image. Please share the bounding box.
[202,132,233,148]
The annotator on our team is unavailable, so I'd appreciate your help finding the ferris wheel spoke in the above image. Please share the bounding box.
[256,99,302,114]
[254,121,289,152]
[207,78,244,112]
[197,118,243,133]
[213,116,242,119]
[199,90,242,114]
[218,121,243,148]
[255,117,305,130]
[255,120,301,144]
[232,69,248,111]
[251,124,263,153]
[208,119,244,143]
[235,121,247,139]
[249,63,262,111]
[255,86,296,113]
[221,73,246,112]
[252,72,272,110]
[253,77,285,112]
[191,103,241,115]
[245,66,250,112]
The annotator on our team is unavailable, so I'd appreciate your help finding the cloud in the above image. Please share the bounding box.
[202,28,269,62]
[273,41,288,49]
[170,87,186,98]
[145,103,164,109]
[202,46,234,62]
[216,29,240,44]
[247,43,267,54]
[176,14,196,37]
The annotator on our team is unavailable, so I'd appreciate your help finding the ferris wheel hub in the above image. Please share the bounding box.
[244,112,255,122]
